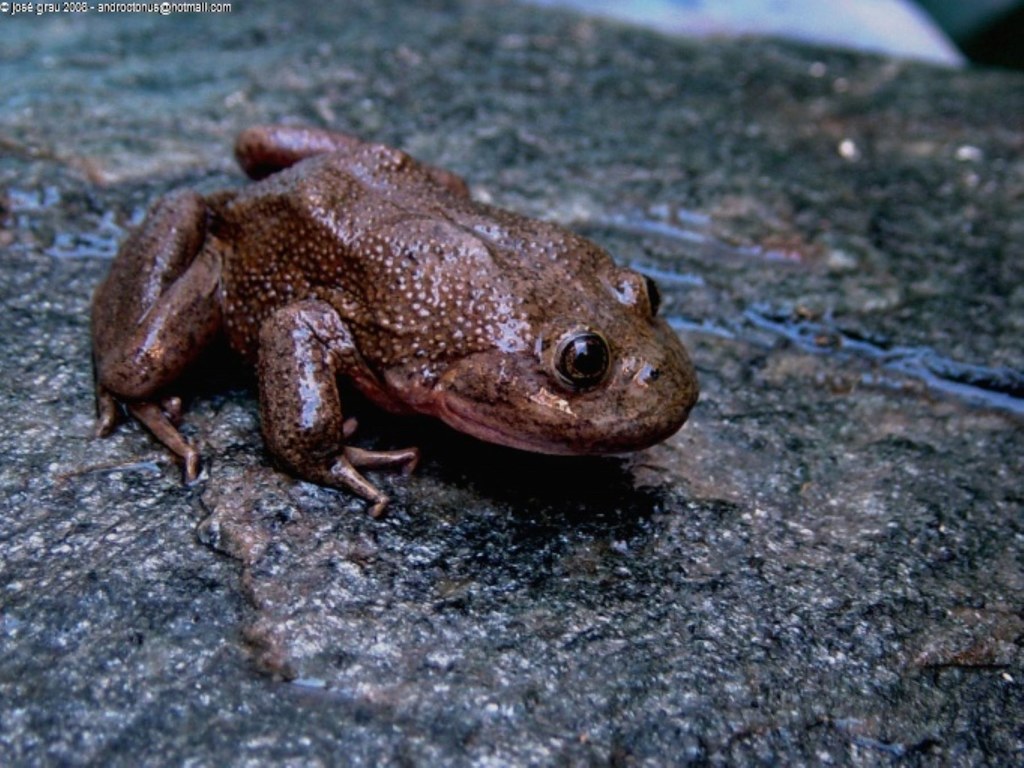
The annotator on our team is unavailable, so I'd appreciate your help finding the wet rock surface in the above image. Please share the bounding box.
[2,1,1022,764]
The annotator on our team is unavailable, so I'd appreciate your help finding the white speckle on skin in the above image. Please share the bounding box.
[530,387,574,416]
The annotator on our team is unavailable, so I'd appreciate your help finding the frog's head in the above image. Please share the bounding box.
[428,262,699,456]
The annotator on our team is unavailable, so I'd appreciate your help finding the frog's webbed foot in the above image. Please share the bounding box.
[258,300,419,517]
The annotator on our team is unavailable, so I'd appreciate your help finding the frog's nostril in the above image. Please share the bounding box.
[633,363,661,387]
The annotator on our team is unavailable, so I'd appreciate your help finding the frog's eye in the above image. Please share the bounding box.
[555,331,610,390]
[644,276,661,316]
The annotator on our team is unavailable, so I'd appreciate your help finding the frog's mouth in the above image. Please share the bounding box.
[434,391,587,455]
[433,386,687,457]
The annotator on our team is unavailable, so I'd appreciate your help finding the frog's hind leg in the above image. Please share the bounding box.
[257,300,419,517]
[235,125,365,180]
[234,125,471,198]
[92,190,222,480]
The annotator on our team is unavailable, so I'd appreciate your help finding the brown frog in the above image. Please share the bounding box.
[92,125,699,516]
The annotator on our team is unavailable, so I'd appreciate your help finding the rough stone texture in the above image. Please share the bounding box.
[1,1,1022,765]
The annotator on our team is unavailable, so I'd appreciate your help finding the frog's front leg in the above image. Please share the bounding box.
[257,300,419,517]
[91,190,223,480]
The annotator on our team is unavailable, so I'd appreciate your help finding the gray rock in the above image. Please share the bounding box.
[1,1,1021,764]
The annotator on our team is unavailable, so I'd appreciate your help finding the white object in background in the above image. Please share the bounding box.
[528,0,965,66]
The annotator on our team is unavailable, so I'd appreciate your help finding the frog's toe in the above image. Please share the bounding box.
[367,497,390,519]
[95,386,121,437]
[183,445,201,483]
[160,395,184,425]
[326,454,391,517]
[343,445,420,475]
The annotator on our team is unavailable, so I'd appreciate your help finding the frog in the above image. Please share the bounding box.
[91,125,699,517]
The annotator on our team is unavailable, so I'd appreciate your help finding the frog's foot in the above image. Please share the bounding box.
[327,446,420,518]
[128,401,201,482]
[95,383,200,480]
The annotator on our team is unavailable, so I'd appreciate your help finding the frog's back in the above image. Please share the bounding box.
[211,148,418,358]
[211,142,612,372]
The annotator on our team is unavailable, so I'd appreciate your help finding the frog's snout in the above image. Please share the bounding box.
[429,331,698,456]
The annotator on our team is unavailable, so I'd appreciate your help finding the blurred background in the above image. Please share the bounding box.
[529,0,1024,68]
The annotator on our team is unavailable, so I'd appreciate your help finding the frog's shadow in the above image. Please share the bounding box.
[185,355,672,532]
[357,398,672,532]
